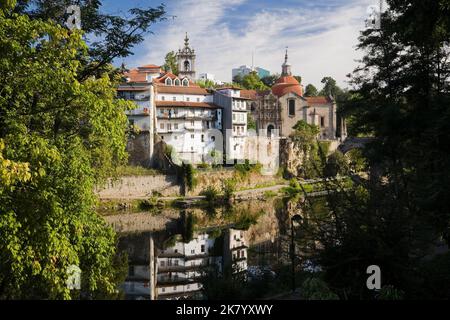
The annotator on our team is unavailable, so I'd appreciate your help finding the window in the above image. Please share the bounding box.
[233,113,236,121]
[165,78,172,86]
[191,120,194,126]
[174,249,178,253]
[174,79,181,86]
[187,285,190,289]
[173,286,177,291]
[174,136,178,140]
[160,261,165,267]
[174,123,179,130]
[129,265,135,276]
[173,96,176,101]
[197,97,200,102]
[161,288,165,293]
[161,136,164,140]
[167,123,172,131]
[186,97,190,102]
[174,260,179,266]
[320,116,325,127]
[201,135,204,142]
[191,134,194,139]
[183,79,189,87]
[288,99,295,116]
[160,123,164,130]
[161,96,165,101]
[191,249,195,254]
[201,245,205,253]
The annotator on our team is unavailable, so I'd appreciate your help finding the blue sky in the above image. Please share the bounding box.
[101,0,378,88]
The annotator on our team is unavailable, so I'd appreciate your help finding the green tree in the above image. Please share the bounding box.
[293,75,302,84]
[247,114,257,130]
[13,0,166,80]
[261,74,279,87]
[163,51,179,75]
[241,71,269,90]
[297,0,450,299]
[304,84,319,97]
[0,2,163,299]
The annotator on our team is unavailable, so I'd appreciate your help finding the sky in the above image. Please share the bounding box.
[102,0,379,89]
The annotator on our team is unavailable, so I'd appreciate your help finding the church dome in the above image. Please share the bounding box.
[272,75,303,97]
[272,48,303,97]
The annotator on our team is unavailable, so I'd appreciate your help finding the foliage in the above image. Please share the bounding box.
[234,160,262,179]
[308,0,450,299]
[197,79,216,89]
[261,74,279,87]
[376,285,405,300]
[14,0,166,80]
[293,75,302,84]
[0,2,160,299]
[222,179,236,203]
[300,277,339,300]
[200,186,220,203]
[247,113,257,130]
[304,84,319,97]
[234,72,269,90]
[181,163,197,192]
[197,162,210,169]
[162,51,178,75]
[324,151,349,177]
[181,211,196,243]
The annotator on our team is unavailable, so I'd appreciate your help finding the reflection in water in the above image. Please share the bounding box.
[115,196,329,300]
[120,228,248,300]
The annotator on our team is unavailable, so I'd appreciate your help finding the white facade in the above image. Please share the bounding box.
[156,233,218,300]
[155,88,222,164]
[215,88,250,162]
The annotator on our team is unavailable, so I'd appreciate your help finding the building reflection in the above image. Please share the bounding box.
[120,228,248,300]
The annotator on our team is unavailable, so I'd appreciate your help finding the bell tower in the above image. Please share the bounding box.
[177,33,196,80]
[281,47,292,76]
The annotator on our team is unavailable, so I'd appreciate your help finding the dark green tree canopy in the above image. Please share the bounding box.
[304,84,319,97]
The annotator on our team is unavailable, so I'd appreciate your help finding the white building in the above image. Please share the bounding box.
[214,87,250,163]
[153,72,223,164]
[120,228,248,300]
[199,73,224,86]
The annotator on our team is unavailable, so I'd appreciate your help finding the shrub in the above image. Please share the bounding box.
[223,179,236,202]
[200,186,219,203]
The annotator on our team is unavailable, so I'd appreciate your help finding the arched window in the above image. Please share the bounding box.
[288,99,295,116]
[182,78,189,87]
[250,102,257,112]
[267,124,275,137]
[165,77,172,86]
[184,60,190,71]
[174,78,181,86]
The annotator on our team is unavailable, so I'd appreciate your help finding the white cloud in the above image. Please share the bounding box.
[136,0,373,88]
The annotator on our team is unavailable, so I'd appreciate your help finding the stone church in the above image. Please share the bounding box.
[250,50,344,141]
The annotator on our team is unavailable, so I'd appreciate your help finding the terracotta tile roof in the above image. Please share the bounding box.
[272,75,303,97]
[240,89,257,100]
[139,64,161,69]
[117,84,151,91]
[155,84,209,95]
[155,101,221,109]
[306,96,332,104]
[124,68,148,83]
[217,86,242,91]
[153,72,197,86]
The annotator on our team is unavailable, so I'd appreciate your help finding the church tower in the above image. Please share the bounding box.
[176,33,196,80]
[281,47,292,76]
